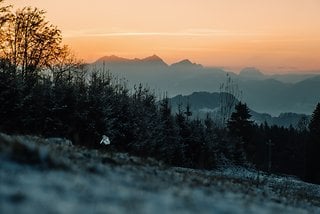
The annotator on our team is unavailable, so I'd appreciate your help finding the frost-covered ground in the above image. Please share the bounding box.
[1,133,320,214]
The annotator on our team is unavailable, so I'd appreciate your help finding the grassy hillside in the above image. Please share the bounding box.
[1,133,320,214]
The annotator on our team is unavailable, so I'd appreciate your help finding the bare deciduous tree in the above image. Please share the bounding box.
[0,1,12,58]
[0,0,11,26]
[218,73,242,127]
[48,45,85,83]
[0,6,66,78]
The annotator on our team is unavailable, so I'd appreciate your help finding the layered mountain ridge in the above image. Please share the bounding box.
[89,55,320,115]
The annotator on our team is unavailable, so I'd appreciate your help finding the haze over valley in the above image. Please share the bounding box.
[92,55,320,115]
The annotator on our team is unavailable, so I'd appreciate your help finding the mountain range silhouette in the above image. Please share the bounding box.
[90,55,320,115]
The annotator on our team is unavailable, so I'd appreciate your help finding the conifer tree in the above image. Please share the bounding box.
[309,103,320,138]
[227,102,253,141]
[306,103,320,183]
[227,102,253,164]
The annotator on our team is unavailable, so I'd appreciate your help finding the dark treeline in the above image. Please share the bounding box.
[1,2,320,184]
[1,61,319,183]
[0,62,218,168]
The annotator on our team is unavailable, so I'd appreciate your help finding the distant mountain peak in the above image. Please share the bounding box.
[239,67,265,81]
[178,59,192,64]
[171,59,203,69]
[141,55,168,66]
[94,54,168,66]
[143,54,162,61]
[95,55,129,63]
[142,54,163,62]
[239,67,264,77]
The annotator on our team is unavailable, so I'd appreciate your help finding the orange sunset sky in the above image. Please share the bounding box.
[7,0,320,73]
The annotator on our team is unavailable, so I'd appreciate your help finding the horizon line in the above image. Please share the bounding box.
[89,54,320,75]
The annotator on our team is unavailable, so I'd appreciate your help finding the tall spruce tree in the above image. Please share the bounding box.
[309,103,320,139]
[306,103,320,183]
[227,102,253,164]
[227,102,253,141]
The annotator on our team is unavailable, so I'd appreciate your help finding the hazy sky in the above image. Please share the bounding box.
[7,0,320,73]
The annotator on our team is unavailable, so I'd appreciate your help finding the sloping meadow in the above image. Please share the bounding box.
[1,133,320,214]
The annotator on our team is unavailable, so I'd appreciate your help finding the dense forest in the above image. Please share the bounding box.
[1,1,320,184]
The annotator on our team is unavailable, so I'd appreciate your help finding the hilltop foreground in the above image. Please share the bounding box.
[1,133,320,214]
